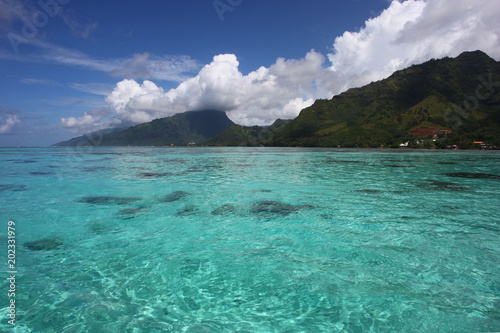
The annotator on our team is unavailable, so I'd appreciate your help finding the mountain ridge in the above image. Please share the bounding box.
[54,110,234,146]
[55,51,500,148]
[268,50,500,148]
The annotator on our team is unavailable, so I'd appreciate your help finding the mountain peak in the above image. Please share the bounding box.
[455,50,496,62]
[54,110,234,146]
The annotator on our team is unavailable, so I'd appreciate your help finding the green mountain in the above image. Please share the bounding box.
[205,119,291,146]
[270,50,500,148]
[54,110,234,146]
[55,51,500,149]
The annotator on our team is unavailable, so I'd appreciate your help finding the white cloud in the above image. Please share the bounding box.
[37,42,200,82]
[108,53,200,82]
[69,0,500,130]
[1,39,201,82]
[0,112,20,134]
[327,0,500,90]
[58,108,112,134]
[327,0,427,90]
[20,78,59,85]
[69,83,115,96]
[105,51,327,126]
[397,0,500,59]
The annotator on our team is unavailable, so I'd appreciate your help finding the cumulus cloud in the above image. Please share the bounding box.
[326,0,427,90]
[71,0,500,129]
[397,0,500,56]
[0,110,20,134]
[59,108,112,134]
[327,0,500,90]
[105,51,327,126]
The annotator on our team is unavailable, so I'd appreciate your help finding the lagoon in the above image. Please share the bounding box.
[1,147,499,332]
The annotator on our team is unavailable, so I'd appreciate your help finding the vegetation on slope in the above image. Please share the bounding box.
[55,51,500,149]
[205,119,291,146]
[54,110,234,146]
[272,51,500,148]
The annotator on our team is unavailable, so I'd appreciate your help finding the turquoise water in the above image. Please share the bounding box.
[1,147,499,332]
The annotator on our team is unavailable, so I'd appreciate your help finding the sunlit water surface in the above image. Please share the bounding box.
[1,147,499,332]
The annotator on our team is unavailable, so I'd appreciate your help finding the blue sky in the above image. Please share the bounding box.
[0,0,499,146]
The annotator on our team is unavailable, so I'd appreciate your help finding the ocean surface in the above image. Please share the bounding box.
[1,147,499,332]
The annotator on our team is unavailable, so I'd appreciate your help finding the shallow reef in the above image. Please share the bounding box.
[138,172,175,178]
[78,196,142,205]
[14,160,37,164]
[250,200,314,217]
[83,166,111,172]
[159,158,188,164]
[211,204,236,215]
[24,237,63,251]
[176,205,199,216]
[88,221,122,235]
[382,159,413,163]
[325,159,363,164]
[0,184,27,192]
[418,180,471,191]
[386,164,414,168]
[30,171,55,175]
[357,189,382,194]
[88,222,112,235]
[161,191,190,202]
[443,172,500,179]
[118,205,151,216]
[253,189,272,193]
[202,165,223,169]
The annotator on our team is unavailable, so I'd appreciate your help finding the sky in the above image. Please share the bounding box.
[0,0,499,147]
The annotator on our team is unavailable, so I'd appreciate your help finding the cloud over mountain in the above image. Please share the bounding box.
[327,0,500,90]
[105,52,326,126]
[68,0,500,132]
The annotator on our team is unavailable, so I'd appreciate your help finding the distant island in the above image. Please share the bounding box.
[54,51,500,149]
